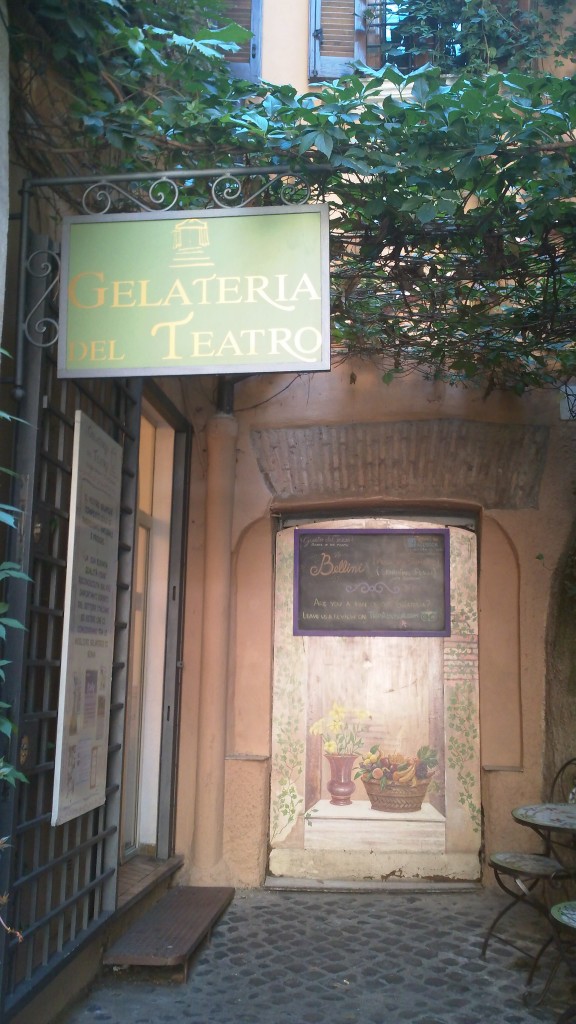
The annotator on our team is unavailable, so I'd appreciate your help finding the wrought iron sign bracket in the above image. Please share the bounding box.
[13,164,332,399]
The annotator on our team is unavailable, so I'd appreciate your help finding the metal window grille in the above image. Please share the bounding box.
[0,233,141,1015]
[364,2,462,73]
[365,1,414,72]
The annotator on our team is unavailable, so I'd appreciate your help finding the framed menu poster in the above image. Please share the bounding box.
[52,411,122,825]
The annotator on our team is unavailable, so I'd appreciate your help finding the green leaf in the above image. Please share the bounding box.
[473,142,498,156]
[415,203,438,224]
[244,111,269,133]
[0,765,28,786]
[127,36,145,57]
[0,719,14,739]
[0,618,27,631]
[0,566,31,582]
[313,131,334,158]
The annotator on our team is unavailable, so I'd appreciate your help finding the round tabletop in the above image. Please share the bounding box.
[512,802,576,832]
[551,901,576,930]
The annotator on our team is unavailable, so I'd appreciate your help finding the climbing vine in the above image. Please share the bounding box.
[6,1,576,394]
[270,712,305,843]
[447,681,481,832]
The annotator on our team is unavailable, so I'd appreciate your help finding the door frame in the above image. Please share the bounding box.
[142,382,191,860]
[269,510,482,882]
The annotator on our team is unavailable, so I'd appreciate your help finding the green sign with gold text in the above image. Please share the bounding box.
[58,205,330,377]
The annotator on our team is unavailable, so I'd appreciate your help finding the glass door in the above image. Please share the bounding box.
[120,410,173,859]
[122,520,151,855]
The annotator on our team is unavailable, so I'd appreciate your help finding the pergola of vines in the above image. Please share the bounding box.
[7,1,576,394]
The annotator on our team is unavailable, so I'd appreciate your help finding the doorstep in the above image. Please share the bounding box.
[117,853,184,912]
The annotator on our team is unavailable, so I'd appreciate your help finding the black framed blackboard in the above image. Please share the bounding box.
[294,528,450,637]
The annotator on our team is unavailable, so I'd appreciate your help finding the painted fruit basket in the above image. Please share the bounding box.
[362,776,432,812]
[356,746,438,813]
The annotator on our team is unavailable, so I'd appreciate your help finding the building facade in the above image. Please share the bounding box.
[1,1,576,1021]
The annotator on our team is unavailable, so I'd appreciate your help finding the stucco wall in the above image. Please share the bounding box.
[261,0,309,91]
[173,360,576,887]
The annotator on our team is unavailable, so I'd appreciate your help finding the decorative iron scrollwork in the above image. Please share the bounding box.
[73,170,315,214]
[25,250,60,349]
[211,172,311,208]
[81,177,180,214]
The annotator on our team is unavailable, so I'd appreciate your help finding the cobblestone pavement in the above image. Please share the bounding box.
[54,886,576,1024]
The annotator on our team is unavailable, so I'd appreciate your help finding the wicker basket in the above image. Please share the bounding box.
[362,776,431,812]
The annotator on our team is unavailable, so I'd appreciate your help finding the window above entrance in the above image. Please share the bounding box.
[308,0,462,80]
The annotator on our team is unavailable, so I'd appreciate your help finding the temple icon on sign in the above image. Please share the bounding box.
[171,219,213,268]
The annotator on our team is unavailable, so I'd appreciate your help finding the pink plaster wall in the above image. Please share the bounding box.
[171,359,576,887]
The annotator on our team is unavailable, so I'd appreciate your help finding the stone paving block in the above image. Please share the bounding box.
[54,888,576,1024]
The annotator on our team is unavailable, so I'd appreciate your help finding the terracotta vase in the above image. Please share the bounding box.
[324,752,357,805]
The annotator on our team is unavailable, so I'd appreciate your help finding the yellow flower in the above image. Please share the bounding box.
[330,703,350,730]
[309,701,370,756]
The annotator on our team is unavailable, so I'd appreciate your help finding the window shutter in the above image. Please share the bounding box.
[309,0,366,80]
[223,0,262,80]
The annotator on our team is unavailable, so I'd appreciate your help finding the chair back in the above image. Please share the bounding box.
[551,758,576,803]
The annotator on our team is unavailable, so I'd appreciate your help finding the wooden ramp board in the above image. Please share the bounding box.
[103,886,235,979]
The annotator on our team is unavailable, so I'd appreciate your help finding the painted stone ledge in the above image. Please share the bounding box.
[250,419,548,509]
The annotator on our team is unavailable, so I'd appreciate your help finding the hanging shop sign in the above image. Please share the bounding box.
[52,411,122,825]
[294,528,451,637]
[58,204,330,378]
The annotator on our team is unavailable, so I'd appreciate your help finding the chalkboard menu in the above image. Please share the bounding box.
[294,529,450,637]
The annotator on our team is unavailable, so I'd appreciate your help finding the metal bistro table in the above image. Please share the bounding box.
[511,803,576,1006]
[550,902,576,1023]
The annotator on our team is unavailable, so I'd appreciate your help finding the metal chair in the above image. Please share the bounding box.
[481,757,576,986]
[548,902,576,1022]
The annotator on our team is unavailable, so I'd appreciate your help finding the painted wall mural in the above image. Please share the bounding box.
[269,518,481,882]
